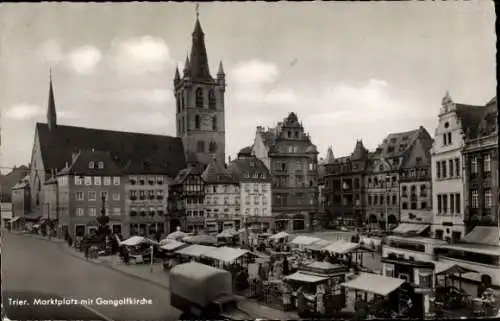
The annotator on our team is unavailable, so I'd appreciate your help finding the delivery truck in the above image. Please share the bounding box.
[170,261,252,320]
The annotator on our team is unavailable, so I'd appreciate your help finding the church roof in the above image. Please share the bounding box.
[36,122,186,177]
[228,157,271,182]
[58,150,124,176]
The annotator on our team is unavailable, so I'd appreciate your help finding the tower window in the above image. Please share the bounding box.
[176,95,181,113]
[196,88,204,108]
[212,116,217,131]
[208,90,216,109]
[209,141,217,153]
[195,115,201,129]
[197,141,205,153]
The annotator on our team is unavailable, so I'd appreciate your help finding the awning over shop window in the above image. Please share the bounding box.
[342,272,405,296]
[284,272,328,283]
[392,223,430,235]
[462,226,499,246]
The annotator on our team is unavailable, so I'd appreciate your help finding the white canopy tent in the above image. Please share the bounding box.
[175,244,216,258]
[202,247,251,263]
[342,272,405,296]
[270,231,290,240]
[120,236,157,247]
[160,240,187,252]
[216,229,238,238]
[167,227,188,240]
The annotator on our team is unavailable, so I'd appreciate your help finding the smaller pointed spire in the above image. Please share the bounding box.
[217,60,225,76]
[174,65,180,81]
[183,55,191,77]
[326,146,334,163]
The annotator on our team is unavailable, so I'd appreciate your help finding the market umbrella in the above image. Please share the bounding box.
[167,226,188,240]
[120,236,157,247]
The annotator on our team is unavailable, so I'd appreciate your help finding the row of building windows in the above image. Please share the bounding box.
[176,88,217,113]
[470,155,492,175]
[129,176,165,185]
[197,141,218,153]
[401,184,428,197]
[205,196,241,205]
[401,201,429,210]
[435,158,460,179]
[273,161,316,172]
[205,185,240,194]
[130,207,164,214]
[76,207,120,216]
[188,208,269,217]
[75,191,120,201]
[75,176,120,186]
[436,193,461,215]
[366,175,398,188]
[129,190,164,200]
[367,194,398,206]
[470,188,493,209]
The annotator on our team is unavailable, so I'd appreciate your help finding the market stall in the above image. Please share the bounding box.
[290,236,322,252]
[175,244,216,263]
[341,272,406,318]
[160,240,188,269]
[119,236,158,264]
[184,234,218,246]
[167,227,188,241]
[216,229,239,246]
[285,261,349,317]
[431,262,478,310]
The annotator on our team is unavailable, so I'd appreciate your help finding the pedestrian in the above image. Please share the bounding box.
[84,242,90,261]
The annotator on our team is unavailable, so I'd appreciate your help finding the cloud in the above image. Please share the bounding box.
[106,88,171,104]
[110,36,172,74]
[4,104,44,120]
[230,60,279,87]
[38,39,64,63]
[66,46,102,74]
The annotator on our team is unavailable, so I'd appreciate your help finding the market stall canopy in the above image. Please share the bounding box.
[186,234,218,245]
[323,240,348,253]
[175,244,216,258]
[305,239,333,251]
[284,271,328,283]
[270,231,290,240]
[9,217,21,223]
[167,227,188,240]
[203,247,251,263]
[291,235,322,246]
[120,236,157,247]
[392,223,430,235]
[160,240,187,252]
[433,262,478,275]
[342,272,405,296]
[216,229,238,238]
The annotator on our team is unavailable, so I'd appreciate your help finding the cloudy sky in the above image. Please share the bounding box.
[0,2,496,172]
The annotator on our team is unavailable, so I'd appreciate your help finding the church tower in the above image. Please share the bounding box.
[174,9,226,168]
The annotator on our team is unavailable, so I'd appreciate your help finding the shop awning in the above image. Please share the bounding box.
[270,231,290,240]
[203,247,250,263]
[120,236,157,247]
[284,272,328,283]
[392,223,430,235]
[462,226,499,246]
[437,242,500,256]
[9,217,21,223]
[291,235,322,246]
[175,244,216,258]
[342,273,405,296]
[160,240,186,252]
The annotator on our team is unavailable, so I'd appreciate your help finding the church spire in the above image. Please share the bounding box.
[189,4,212,81]
[47,69,57,131]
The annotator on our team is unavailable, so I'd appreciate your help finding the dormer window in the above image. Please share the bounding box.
[89,161,95,169]
[98,161,104,169]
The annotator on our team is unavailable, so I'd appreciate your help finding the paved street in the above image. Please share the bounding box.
[2,232,181,321]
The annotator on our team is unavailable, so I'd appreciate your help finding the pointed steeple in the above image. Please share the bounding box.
[47,69,57,131]
[174,65,180,81]
[189,6,212,81]
[183,55,191,77]
[217,60,225,76]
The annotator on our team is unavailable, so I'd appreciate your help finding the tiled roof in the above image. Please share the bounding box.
[455,104,485,137]
[378,127,424,158]
[237,146,253,157]
[474,97,497,138]
[12,175,30,190]
[58,150,124,176]
[201,158,237,184]
[36,123,186,177]
[173,165,203,185]
[228,157,271,182]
